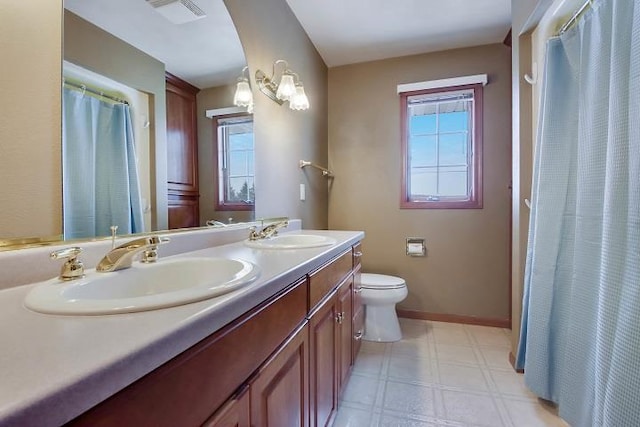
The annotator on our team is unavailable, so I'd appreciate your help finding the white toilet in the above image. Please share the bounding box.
[360,273,408,342]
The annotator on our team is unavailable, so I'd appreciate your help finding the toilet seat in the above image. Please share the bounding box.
[360,273,406,290]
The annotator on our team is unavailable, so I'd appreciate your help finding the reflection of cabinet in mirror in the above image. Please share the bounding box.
[166,73,200,229]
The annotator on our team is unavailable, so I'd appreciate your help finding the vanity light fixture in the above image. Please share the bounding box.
[255,60,310,110]
[233,66,254,113]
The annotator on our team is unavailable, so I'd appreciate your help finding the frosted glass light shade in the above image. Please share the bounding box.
[233,79,253,107]
[276,73,296,101]
[289,84,310,110]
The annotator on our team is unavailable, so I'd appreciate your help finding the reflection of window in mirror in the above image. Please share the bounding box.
[214,114,255,211]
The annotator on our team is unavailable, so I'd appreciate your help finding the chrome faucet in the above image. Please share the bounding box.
[248,218,289,241]
[96,236,169,272]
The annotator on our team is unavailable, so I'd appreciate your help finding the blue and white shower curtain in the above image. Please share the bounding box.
[516,0,640,425]
[62,87,144,239]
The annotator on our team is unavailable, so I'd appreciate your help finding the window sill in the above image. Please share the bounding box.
[400,199,482,209]
[215,203,254,212]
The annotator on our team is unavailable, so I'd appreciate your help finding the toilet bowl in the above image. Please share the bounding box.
[360,273,408,342]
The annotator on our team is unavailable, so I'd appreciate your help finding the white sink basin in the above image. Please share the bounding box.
[24,257,260,315]
[244,234,337,249]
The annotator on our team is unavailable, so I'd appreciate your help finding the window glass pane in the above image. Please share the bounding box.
[439,108,469,132]
[439,133,468,166]
[228,177,252,203]
[438,166,468,197]
[248,151,254,172]
[216,115,255,206]
[410,166,437,198]
[229,132,253,150]
[409,135,436,167]
[409,112,436,135]
[229,151,247,176]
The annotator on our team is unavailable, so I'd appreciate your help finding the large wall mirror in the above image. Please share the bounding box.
[1,0,253,246]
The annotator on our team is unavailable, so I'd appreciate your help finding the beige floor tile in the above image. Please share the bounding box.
[478,346,513,371]
[435,343,480,366]
[341,374,383,406]
[391,338,433,359]
[465,325,512,348]
[334,320,567,427]
[360,340,390,356]
[378,414,439,426]
[489,370,538,398]
[353,351,386,377]
[432,328,472,347]
[332,405,374,427]
[441,389,505,427]
[383,380,437,418]
[502,398,569,427]
[387,356,437,385]
[437,362,491,391]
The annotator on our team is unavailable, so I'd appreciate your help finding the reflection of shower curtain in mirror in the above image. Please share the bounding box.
[62,87,144,239]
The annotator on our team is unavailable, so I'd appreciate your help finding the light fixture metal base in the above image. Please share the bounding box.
[255,70,284,105]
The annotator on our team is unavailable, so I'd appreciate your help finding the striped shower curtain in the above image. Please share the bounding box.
[62,87,144,239]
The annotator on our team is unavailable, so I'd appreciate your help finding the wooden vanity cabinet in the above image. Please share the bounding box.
[204,323,309,427]
[250,322,310,427]
[308,249,357,427]
[203,386,250,427]
[308,288,339,427]
[337,275,354,396]
[66,243,363,427]
[67,278,308,427]
[352,243,364,361]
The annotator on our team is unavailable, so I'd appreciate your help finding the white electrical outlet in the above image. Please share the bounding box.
[300,184,306,201]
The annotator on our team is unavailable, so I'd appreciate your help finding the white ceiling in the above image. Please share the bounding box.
[63,0,511,88]
[285,0,512,67]
[64,0,246,89]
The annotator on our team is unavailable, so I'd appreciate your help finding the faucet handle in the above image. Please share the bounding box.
[50,247,85,281]
[141,236,170,264]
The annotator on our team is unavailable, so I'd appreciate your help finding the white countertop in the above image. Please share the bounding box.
[0,229,364,427]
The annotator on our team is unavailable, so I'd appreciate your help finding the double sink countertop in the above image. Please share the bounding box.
[0,229,364,427]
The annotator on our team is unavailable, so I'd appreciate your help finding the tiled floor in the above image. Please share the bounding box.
[332,318,568,427]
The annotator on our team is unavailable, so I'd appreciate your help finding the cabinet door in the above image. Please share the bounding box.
[250,323,309,427]
[352,265,364,362]
[166,73,199,229]
[309,291,339,427]
[203,386,250,427]
[337,275,353,397]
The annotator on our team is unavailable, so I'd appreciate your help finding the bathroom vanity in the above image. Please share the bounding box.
[0,229,363,427]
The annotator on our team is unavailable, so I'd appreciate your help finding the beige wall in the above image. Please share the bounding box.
[64,10,169,231]
[224,0,329,229]
[328,44,512,320]
[510,0,542,352]
[196,85,254,225]
[0,1,62,239]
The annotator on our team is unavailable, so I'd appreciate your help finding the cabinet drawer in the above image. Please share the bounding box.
[68,279,308,427]
[309,249,352,310]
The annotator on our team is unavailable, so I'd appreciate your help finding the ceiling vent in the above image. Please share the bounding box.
[146,0,206,24]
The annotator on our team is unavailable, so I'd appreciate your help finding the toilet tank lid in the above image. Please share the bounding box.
[360,273,406,289]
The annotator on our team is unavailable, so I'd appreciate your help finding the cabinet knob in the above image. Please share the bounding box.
[354,330,363,341]
[354,287,363,294]
[335,312,344,324]
[354,251,363,258]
